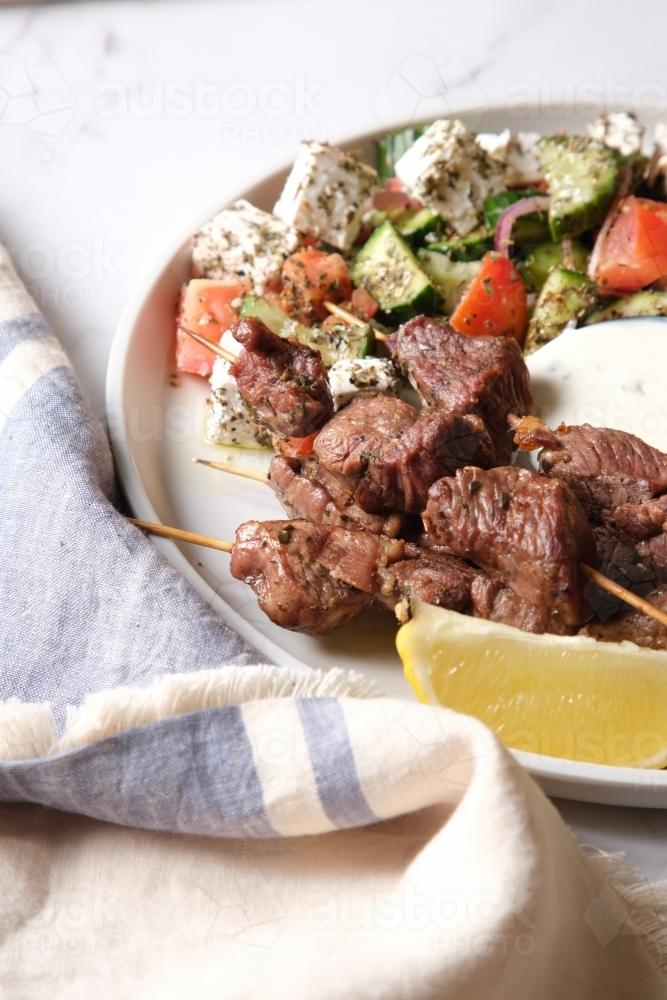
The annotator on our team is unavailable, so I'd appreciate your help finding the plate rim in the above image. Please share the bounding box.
[106,102,667,803]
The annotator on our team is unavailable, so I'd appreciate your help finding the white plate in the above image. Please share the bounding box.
[107,107,667,807]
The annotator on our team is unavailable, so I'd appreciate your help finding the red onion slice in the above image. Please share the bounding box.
[587,165,632,282]
[494,196,551,255]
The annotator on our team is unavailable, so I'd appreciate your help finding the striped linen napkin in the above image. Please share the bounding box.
[1,242,667,997]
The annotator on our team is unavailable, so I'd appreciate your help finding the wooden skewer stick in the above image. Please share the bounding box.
[194,457,269,483]
[580,563,667,629]
[323,301,389,342]
[323,301,361,326]
[178,325,237,364]
[129,518,667,632]
[129,518,233,553]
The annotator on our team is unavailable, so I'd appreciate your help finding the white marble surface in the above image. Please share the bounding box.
[3,0,667,873]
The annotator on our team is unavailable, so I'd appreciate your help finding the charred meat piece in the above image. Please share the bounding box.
[423,466,597,626]
[579,587,667,651]
[636,533,667,583]
[387,317,532,465]
[230,317,333,438]
[230,519,404,638]
[470,574,576,636]
[585,523,660,621]
[373,543,480,618]
[511,415,667,524]
[268,454,404,537]
[314,394,494,514]
[614,495,667,540]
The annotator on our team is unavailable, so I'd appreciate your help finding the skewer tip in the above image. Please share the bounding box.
[178,325,236,364]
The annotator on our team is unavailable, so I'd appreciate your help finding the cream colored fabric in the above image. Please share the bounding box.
[0,245,36,324]
[1,740,666,999]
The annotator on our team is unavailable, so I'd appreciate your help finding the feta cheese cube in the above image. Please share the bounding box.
[394,119,505,236]
[327,358,402,411]
[274,141,378,252]
[192,200,300,295]
[206,358,271,449]
[476,129,544,187]
[588,112,645,158]
[649,123,667,199]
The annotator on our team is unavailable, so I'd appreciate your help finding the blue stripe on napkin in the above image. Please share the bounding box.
[0,311,49,365]
[0,707,276,837]
[297,698,378,829]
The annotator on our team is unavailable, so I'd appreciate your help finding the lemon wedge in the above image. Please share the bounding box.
[397,601,667,768]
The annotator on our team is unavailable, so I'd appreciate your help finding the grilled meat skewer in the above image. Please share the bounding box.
[195,454,404,537]
[130,517,667,640]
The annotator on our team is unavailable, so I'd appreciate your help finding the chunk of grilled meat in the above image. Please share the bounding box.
[229,519,404,638]
[313,394,494,514]
[373,543,480,618]
[579,587,667,650]
[423,466,597,626]
[614,494,667,540]
[511,415,667,524]
[584,523,661,621]
[470,575,576,635]
[387,317,533,465]
[636,534,667,583]
[268,454,404,537]
[230,317,333,438]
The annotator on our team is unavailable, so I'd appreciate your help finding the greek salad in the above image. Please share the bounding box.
[174,112,667,450]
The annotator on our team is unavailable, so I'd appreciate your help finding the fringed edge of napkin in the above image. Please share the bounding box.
[579,846,667,976]
[0,664,380,760]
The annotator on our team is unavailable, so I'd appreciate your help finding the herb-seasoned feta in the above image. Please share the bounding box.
[649,123,667,199]
[394,119,505,236]
[192,200,300,295]
[273,141,378,252]
[327,357,402,410]
[588,112,645,158]
[206,357,271,449]
[476,129,544,187]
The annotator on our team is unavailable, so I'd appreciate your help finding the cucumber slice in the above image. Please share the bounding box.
[418,251,482,315]
[483,189,551,248]
[377,126,424,181]
[398,207,441,247]
[538,136,619,240]
[352,220,440,322]
[240,295,374,366]
[524,267,598,355]
[585,291,667,325]
[519,240,589,291]
[427,229,492,262]
[240,294,295,335]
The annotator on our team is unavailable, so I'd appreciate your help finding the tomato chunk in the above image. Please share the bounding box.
[275,431,319,457]
[280,248,353,323]
[175,278,248,377]
[351,286,379,320]
[450,252,527,344]
[595,196,667,293]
